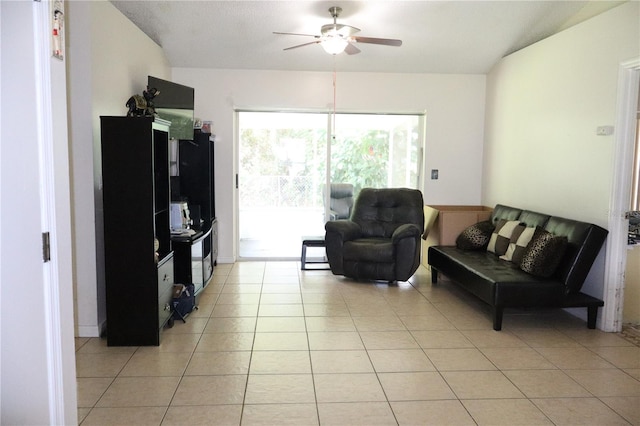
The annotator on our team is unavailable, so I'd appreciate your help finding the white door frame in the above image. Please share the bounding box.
[35,1,78,422]
[603,58,640,332]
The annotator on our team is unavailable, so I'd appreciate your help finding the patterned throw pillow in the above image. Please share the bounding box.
[487,219,522,256]
[500,225,536,264]
[519,227,568,277]
[456,220,495,250]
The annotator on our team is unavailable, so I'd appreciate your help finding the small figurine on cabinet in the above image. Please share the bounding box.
[126,86,160,117]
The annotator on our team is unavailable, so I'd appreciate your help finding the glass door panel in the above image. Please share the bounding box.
[238,112,327,258]
[331,114,422,199]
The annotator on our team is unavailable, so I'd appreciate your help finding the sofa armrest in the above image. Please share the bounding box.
[325,220,361,242]
[325,220,362,275]
[391,224,423,281]
[392,223,422,243]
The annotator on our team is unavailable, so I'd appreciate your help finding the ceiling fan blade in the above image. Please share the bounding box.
[344,43,361,55]
[283,40,321,51]
[351,36,402,47]
[273,31,320,38]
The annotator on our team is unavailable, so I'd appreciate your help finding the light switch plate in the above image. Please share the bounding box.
[596,126,614,136]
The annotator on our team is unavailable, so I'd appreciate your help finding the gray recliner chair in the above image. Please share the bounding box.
[327,183,354,220]
[325,187,424,282]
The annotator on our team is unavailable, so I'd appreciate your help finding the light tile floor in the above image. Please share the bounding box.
[76,262,640,425]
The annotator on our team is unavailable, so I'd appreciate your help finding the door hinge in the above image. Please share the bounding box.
[42,232,51,262]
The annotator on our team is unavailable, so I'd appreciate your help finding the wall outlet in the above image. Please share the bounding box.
[431,169,439,180]
[596,126,614,136]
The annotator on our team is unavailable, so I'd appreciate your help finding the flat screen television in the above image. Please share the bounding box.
[148,76,195,140]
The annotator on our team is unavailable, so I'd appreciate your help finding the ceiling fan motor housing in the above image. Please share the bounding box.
[329,6,342,19]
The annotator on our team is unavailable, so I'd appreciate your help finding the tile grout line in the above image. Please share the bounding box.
[299,266,323,426]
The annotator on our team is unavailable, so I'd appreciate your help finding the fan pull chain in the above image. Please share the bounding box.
[332,57,337,141]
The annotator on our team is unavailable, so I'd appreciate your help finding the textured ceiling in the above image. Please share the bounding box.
[110,0,626,74]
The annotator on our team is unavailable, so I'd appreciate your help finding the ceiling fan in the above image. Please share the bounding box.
[274,6,402,55]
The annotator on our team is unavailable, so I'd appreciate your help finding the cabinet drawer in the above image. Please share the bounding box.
[157,256,174,327]
[158,285,173,327]
[158,256,174,296]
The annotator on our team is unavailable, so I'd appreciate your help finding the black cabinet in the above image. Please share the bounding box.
[172,225,215,297]
[172,130,218,276]
[178,130,216,230]
[100,116,174,346]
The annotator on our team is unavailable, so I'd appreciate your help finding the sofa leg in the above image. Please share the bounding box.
[431,269,438,284]
[493,307,503,331]
[587,306,598,329]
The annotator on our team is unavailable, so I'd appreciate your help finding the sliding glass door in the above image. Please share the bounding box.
[331,114,422,196]
[237,111,423,259]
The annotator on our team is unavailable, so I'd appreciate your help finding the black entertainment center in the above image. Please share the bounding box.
[100,76,217,346]
[171,129,218,299]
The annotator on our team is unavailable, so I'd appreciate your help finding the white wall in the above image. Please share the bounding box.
[67,1,171,336]
[172,68,486,262]
[483,2,640,306]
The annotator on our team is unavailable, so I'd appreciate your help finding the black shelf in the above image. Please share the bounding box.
[177,130,216,230]
[172,227,214,297]
[100,116,174,346]
[173,130,218,270]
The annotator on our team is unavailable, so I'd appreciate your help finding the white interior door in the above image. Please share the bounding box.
[1,2,77,423]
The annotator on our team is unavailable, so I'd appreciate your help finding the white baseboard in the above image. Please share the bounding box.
[76,326,100,338]
[76,320,106,338]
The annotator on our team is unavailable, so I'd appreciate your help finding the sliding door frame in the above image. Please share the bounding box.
[234,109,426,261]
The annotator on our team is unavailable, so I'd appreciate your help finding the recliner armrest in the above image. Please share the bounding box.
[392,223,422,243]
[325,220,361,241]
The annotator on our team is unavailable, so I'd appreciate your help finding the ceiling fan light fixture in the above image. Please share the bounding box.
[276,6,401,55]
[321,37,348,55]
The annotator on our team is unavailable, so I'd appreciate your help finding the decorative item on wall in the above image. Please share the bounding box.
[274,6,402,55]
[51,0,64,60]
[126,86,160,117]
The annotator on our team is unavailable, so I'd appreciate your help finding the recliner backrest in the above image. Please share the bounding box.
[351,188,424,238]
[329,183,354,220]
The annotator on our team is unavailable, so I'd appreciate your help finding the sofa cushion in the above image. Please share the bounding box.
[518,210,551,228]
[456,220,495,250]
[490,204,523,226]
[343,238,394,263]
[487,219,521,256]
[520,227,568,278]
[500,226,536,264]
[428,245,565,306]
